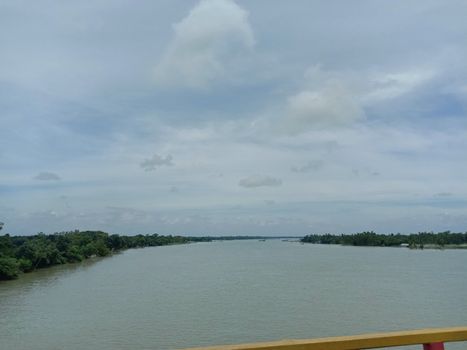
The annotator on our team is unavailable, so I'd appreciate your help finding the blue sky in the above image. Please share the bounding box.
[1,0,467,235]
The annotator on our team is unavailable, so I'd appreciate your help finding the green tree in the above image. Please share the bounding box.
[0,255,20,280]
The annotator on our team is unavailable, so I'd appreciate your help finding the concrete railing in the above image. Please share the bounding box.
[182,327,467,350]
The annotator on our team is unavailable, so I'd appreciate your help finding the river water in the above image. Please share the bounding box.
[0,240,466,350]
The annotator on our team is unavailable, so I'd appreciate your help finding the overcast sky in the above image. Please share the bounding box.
[1,0,467,235]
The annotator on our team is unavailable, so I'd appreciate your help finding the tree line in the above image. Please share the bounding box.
[301,231,467,248]
[3,228,465,280]
[0,230,190,280]
[0,228,300,280]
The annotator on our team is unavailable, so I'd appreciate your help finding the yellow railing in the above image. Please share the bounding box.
[182,327,467,350]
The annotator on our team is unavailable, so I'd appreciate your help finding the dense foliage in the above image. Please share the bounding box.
[0,230,189,280]
[301,231,467,248]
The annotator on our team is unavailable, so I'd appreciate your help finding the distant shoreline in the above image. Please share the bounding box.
[2,230,466,281]
[300,231,467,249]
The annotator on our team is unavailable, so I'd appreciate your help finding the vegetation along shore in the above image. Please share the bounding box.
[1,228,466,281]
[0,228,286,280]
[301,231,467,249]
[0,230,196,280]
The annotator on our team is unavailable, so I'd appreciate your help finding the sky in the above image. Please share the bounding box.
[1,0,467,236]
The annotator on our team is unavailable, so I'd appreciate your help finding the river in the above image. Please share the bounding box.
[0,240,466,350]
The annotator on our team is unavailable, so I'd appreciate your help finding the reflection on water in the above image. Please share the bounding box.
[0,241,466,350]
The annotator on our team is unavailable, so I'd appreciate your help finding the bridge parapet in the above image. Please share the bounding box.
[182,326,467,350]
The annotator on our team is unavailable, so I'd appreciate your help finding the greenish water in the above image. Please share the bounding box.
[0,240,466,350]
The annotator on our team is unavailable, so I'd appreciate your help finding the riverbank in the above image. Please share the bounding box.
[0,231,300,281]
[3,230,466,281]
[409,243,467,250]
[0,231,191,280]
[301,231,467,249]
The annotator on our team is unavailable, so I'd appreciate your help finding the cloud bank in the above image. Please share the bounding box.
[1,0,467,235]
[153,0,255,89]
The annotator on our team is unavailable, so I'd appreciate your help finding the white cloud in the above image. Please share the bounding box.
[273,64,440,135]
[34,172,61,181]
[153,0,255,89]
[283,83,364,132]
[140,154,173,171]
[364,68,436,103]
[239,175,282,188]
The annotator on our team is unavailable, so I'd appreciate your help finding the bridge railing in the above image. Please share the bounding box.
[182,326,467,350]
